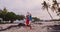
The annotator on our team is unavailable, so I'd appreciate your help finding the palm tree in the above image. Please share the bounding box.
[51,0,59,13]
[51,0,60,16]
[53,0,59,7]
[42,1,53,19]
[57,8,60,16]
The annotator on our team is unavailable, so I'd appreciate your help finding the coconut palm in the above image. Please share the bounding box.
[53,0,59,7]
[51,0,60,16]
[57,8,60,16]
[42,1,53,19]
[51,0,59,12]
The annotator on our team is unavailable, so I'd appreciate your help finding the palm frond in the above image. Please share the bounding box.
[58,8,60,12]
[51,5,56,12]
[42,1,49,10]
[53,0,59,7]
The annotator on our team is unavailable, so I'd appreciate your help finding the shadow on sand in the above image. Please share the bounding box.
[47,25,60,32]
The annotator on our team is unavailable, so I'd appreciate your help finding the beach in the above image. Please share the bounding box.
[0,21,59,32]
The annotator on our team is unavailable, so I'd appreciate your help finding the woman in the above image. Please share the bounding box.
[25,15,29,26]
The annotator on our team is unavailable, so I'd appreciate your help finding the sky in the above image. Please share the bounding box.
[0,0,60,20]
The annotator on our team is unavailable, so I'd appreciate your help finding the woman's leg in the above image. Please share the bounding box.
[29,21,32,29]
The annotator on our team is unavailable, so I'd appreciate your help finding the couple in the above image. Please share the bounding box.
[25,12,32,29]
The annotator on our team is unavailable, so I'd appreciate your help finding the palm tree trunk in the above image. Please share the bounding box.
[47,9,53,19]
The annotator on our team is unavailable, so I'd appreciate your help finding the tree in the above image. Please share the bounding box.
[0,9,2,18]
[0,7,25,23]
[16,15,25,20]
[1,8,8,21]
[53,0,59,7]
[6,12,16,23]
[51,0,59,12]
[51,0,60,16]
[57,8,60,15]
[32,17,40,22]
[0,9,2,14]
[42,1,53,19]
[2,8,8,15]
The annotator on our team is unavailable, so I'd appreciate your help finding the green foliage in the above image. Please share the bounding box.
[0,8,8,21]
[2,8,8,15]
[0,8,25,23]
[0,10,2,18]
[5,12,16,21]
[32,17,40,21]
[16,15,25,20]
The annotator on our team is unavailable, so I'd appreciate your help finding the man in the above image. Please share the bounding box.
[27,12,32,25]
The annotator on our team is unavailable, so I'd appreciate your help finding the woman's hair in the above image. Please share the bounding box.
[26,15,29,17]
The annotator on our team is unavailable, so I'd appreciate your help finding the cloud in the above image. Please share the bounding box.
[0,0,59,20]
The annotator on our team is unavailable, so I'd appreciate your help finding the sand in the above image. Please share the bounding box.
[0,21,58,32]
